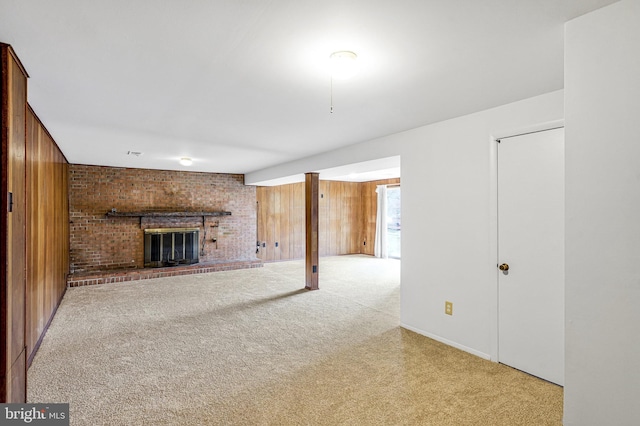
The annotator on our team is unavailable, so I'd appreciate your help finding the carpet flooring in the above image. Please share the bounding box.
[27,255,563,425]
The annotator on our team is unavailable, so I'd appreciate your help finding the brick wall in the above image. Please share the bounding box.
[69,165,257,274]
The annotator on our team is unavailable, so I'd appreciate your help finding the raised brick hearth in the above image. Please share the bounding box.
[67,259,263,287]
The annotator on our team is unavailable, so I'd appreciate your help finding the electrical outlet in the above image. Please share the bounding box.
[445,301,453,316]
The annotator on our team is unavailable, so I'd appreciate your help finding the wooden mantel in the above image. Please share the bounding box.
[106,211,231,218]
[106,210,231,227]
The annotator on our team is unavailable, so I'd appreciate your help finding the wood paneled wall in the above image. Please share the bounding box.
[25,107,69,365]
[319,181,362,257]
[256,178,400,262]
[257,183,305,261]
[1,43,29,403]
[1,43,69,403]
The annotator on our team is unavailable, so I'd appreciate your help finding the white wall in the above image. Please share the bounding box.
[398,91,562,358]
[564,1,640,424]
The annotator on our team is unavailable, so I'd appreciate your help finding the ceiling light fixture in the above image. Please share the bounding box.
[179,157,193,166]
[329,51,358,80]
[329,51,358,114]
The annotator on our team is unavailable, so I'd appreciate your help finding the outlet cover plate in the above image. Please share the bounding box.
[445,301,453,315]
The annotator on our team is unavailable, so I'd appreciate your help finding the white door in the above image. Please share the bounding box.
[497,127,564,385]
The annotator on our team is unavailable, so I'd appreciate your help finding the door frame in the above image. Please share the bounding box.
[488,119,564,362]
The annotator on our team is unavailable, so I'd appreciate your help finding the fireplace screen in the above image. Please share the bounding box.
[144,228,199,267]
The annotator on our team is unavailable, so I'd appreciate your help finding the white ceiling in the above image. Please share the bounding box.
[0,0,617,180]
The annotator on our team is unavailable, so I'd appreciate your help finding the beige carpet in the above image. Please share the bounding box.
[28,255,562,425]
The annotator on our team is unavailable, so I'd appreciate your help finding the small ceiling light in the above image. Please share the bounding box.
[329,51,358,114]
[329,51,358,80]
[179,157,193,166]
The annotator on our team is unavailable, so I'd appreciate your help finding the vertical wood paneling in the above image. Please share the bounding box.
[25,111,40,361]
[1,44,28,403]
[318,182,329,257]
[328,182,340,255]
[8,50,27,399]
[361,181,375,256]
[262,186,273,262]
[264,188,275,261]
[25,107,69,365]
[342,182,350,254]
[256,178,399,262]
[322,181,361,257]
[279,185,291,260]
[256,187,266,261]
[292,183,304,259]
[350,182,362,253]
[2,45,69,402]
[273,187,281,261]
[338,182,346,254]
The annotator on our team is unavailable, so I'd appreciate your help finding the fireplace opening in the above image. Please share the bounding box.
[144,228,199,268]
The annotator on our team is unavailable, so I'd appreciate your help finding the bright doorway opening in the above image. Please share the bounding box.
[387,186,401,259]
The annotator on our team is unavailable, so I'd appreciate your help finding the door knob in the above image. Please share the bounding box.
[499,263,509,271]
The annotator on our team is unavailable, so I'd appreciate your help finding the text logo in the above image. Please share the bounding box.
[1,404,69,425]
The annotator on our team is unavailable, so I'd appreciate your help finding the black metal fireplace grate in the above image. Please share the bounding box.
[144,228,199,267]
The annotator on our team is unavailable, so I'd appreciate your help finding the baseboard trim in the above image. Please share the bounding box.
[400,323,492,361]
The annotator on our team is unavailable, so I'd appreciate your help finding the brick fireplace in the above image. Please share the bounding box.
[67,165,262,286]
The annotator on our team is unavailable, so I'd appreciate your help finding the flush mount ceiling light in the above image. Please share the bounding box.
[329,51,358,80]
[328,51,358,114]
[179,157,193,166]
